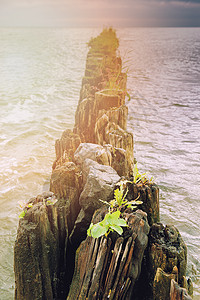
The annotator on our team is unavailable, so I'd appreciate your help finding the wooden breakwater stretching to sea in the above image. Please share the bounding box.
[14,28,193,299]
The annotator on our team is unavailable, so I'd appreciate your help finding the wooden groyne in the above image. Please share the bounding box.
[14,28,193,300]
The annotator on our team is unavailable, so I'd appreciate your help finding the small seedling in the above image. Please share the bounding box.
[18,201,33,219]
[18,197,58,219]
[87,180,143,239]
[133,163,154,184]
[46,197,58,206]
[87,210,127,238]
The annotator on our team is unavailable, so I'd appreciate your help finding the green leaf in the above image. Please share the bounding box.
[126,92,131,101]
[150,176,154,183]
[114,218,127,227]
[114,181,129,206]
[109,199,116,208]
[46,199,58,206]
[90,223,108,238]
[108,211,120,223]
[19,210,26,219]
[114,188,123,205]
[102,213,110,226]
[110,225,123,235]
[111,210,121,218]
[87,223,93,236]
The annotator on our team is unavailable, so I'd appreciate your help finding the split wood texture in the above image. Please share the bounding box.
[67,208,150,300]
[14,28,192,300]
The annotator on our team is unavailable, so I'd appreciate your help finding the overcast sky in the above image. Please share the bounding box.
[0,0,200,27]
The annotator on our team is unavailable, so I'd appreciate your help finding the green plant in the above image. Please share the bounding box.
[133,163,154,184]
[45,197,58,206]
[99,53,132,101]
[87,210,127,238]
[105,71,130,101]
[18,197,57,219]
[18,201,33,219]
[113,180,129,206]
[109,180,143,210]
[87,180,143,239]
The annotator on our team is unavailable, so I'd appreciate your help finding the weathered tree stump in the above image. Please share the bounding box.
[14,192,69,300]
[148,223,187,286]
[67,208,150,299]
[14,27,192,300]
[153,267,178,300]
[124,181,160,227]
[170,279,192,300]
[74,97,96,143]
[131,222,189,300]
[94,89,125,111]
[50,161,82,233]
[53,129,81,169]
[130,222,190,300]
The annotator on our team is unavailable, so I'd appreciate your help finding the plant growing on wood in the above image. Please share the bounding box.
[110,180,143,210]
[87,180,143,239]
[104,70,131,102]
[105,49,134,101]
[18,201,33,219]
[99,55,131,102]
[133,163,154,184]
[87,210,127,238]
[18,197,57,219]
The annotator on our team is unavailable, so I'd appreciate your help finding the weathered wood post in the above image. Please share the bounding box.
[14,28,192,300]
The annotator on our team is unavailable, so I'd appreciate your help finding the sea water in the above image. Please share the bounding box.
[0,27,199,299]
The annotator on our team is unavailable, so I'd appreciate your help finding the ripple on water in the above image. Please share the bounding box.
[121,27,200,296]
[0,27,200,298]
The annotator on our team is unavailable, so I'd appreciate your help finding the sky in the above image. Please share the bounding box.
[0,0,200,27]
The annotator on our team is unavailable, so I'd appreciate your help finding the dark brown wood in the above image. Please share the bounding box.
[14,28,192,300]
[68,209,150,300]
[170,279,192,300]
[109,237,133,300]
[115,239,135,299]
[78,237,99,299]
[103,237,123,298]
[87,237,109,298]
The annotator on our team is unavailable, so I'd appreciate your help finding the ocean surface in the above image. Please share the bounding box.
[0,27,199,299]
